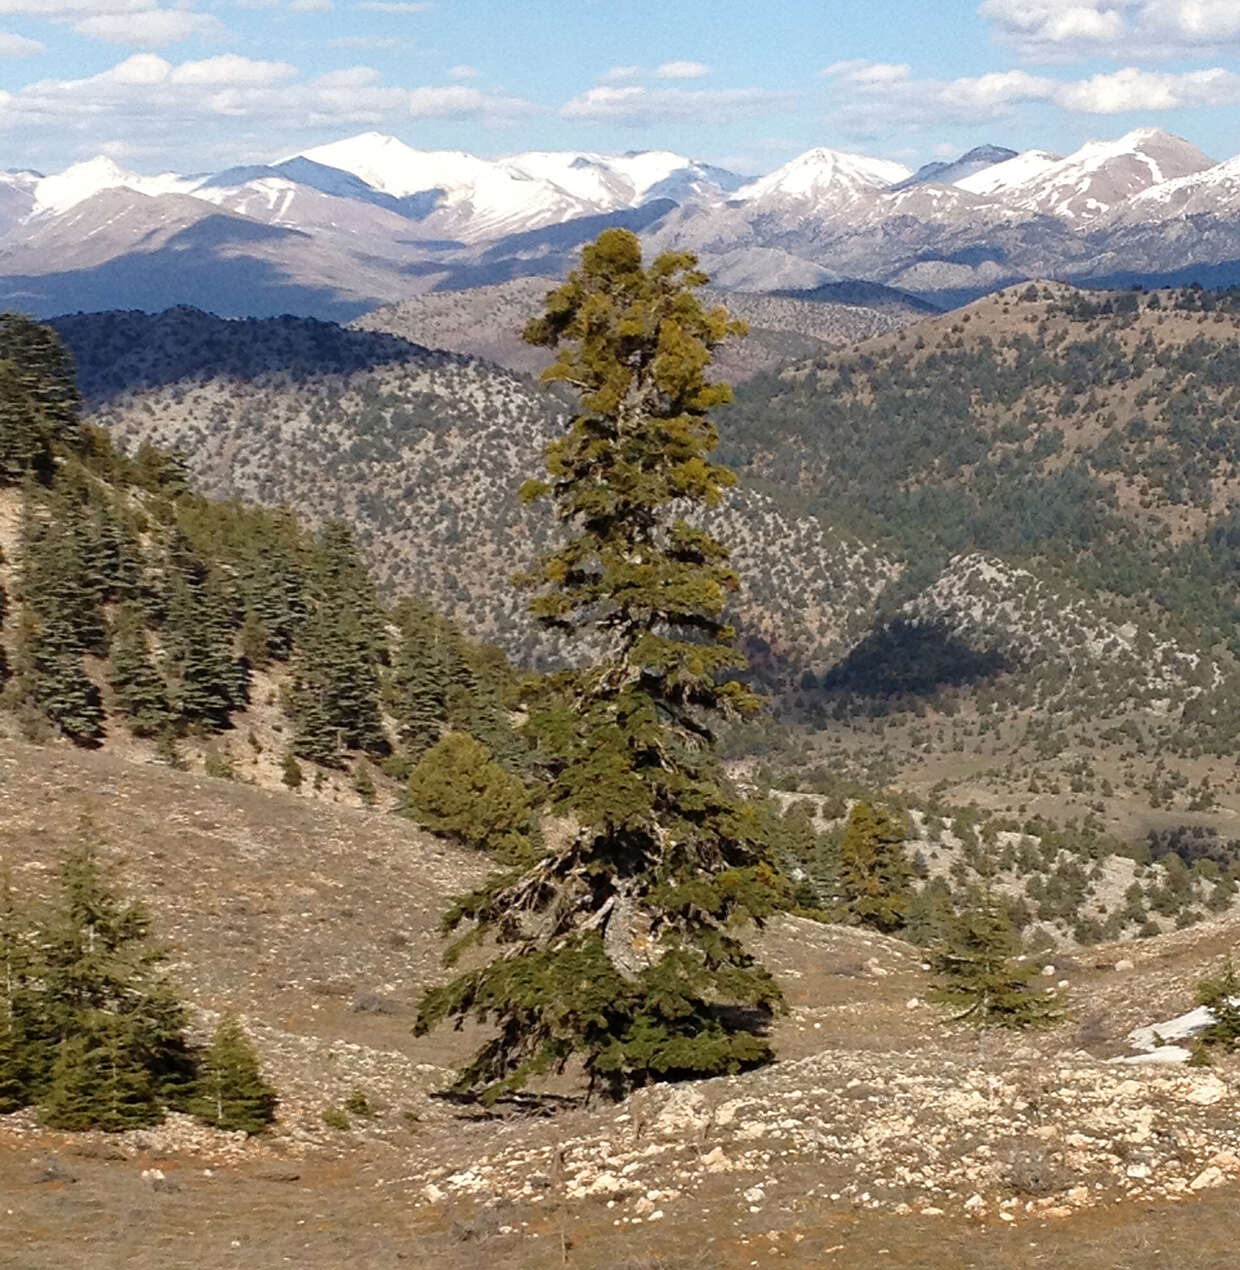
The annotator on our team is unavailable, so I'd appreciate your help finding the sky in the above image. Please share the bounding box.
[4,0,1240,176]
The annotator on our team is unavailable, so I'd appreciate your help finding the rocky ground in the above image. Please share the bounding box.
[4,737,1240,1267]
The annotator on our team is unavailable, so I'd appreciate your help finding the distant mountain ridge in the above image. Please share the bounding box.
[5,126,1240,315]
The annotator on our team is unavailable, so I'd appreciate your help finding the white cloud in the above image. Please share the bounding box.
[825,60,911,86]
[827,56,1240,129]
[0,53,491,158]
[356,0,428,9]
[980,0,1240,60]
[327,33,402,48]
[0,29,42,54]
[561,84,796,126]
[447,63,478,79]
[655,59,709,79]
[289,0,331,10]
[599,64,640,83]
[1057,64,1240,110]
[407,84,538,121]
[0,0,147,11]
[73,9,227,45]
[170,54,297,85]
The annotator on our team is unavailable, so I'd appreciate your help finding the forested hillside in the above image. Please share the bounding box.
[51,306,899,672]
[352,279,923,382]
[37,282,1240,849]
[0,311,527,809]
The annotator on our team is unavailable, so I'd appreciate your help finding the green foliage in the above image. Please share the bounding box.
[107,606,172,737]
[321,1105,350,1130]
[930,889,1064,1028]
[1194,955,1240,1049]
[161,532,245,728]
[416,230,784,1103]
[189,1015,278,1134]
[0,874,37,1113]
[405,732,532,864]
[281,751,303,790]
[342,1087,376,1118]
[288,522,387,765]
[764,800,840,911]
[837,801,913,934]
[41,1020,163,1132]
[0,834,197,1130]
[352,762,377,806]
[0,312,82,484]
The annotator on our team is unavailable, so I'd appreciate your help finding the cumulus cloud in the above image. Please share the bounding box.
[0,29,42,54]
[826,56,1240,130]
[655,59,709,79]
[289,0,331,10]
[0,0,148,12]
[73,9,227,45]
[0,51,534,168]
[447,64,478,79]
[825,60,911,85]
[599,65,640,83]
[170,53,297,84]
[407,84,538,121]
[0,0,229,45]
[981,0,1240,61]
[1057,64,1240,110]
[561,84,795,126]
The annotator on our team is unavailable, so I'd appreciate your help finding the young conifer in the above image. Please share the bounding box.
[405,732,532,864]
[837,801,914,934]
[0,872,35,1113]
[190,1014,278,1134]
[1195,955,1240,1048]
[930,887,1063,1028]
[34,835,195,1127]
[415,230,784,1102]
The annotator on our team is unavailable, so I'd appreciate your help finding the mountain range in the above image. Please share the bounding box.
[4,126,1240,317]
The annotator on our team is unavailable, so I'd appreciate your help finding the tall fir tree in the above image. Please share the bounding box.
[415,229,785,1102]
[288,522,386,764]
[388,599,449,757]
[161,531,244,728]
[0,313,82,485]
[107,606,173,737]
[12,607,104,744]
[837,801,913,934]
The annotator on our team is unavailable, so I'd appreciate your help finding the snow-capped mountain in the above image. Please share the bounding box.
[289,133,745,240]
[1116,153,1240,224]
[4,126,1240,319]
[967,129,1214,222]
[892,145,1017,191]
[955,150,1062,196]
[735,148,911,211]
[30,156,195,216]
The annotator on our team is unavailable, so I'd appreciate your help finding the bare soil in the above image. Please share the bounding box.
[5,737,1240,1268]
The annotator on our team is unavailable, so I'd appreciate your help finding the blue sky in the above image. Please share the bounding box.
[4,0,1240,174]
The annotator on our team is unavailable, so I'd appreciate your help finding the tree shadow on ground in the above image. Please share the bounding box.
[821,618,1013,700]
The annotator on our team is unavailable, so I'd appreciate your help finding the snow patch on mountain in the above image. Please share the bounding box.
[964,129,1214,223]
[735,148,911,210]
[31,156,194,216]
